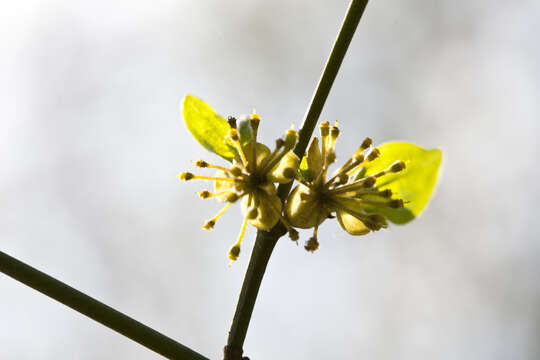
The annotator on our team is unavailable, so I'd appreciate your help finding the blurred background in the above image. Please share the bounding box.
[1,0,539,359]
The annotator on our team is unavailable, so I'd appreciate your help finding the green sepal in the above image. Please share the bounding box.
[182,95,252,162]
[361,142,442,224]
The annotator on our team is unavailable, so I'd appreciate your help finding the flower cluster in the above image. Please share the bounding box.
[178,112,300,263]
[179,96,441,263]
[285,121,406,252]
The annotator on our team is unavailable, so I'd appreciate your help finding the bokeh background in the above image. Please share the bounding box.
[2,0,539,359]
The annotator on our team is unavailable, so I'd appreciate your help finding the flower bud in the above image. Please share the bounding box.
[285,185,329,229]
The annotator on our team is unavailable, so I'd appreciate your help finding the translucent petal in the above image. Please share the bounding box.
[336,210,370,235]
[214,170,235,202]
[306,137,323,176]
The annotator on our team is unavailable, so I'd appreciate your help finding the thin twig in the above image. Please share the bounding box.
[0,251,209,360]
[225,1,370,359]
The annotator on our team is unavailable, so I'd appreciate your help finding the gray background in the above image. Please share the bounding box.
[2,0,539,359]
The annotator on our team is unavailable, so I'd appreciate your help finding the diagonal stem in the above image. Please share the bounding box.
[225,1,370,359]
[0,251,209,360]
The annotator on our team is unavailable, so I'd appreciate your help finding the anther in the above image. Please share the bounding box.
[284,126,298,150]
[360,137,372,150]
[367,148,380,162]
[363,176,376,188]
[194,160,208,168]
[197,190,212,199]
[390,160,406,173]
[228,244,241,261]
[247,207,258,220]
[389,199,404,208]
[250,109,260,121]
[379,189,393,198]
[275,138,285,149]
[336,173,349,185]
[178,172,194,181]
[305,236,319,252]
[227,116,237,129]
[226,192,239,203]
[368,214,386,224]
[289,228,299,242]
[319,122,330,137]
[330,125,340,141]
[326,151,336,165]
[230,165,243,177]
[202,220,215,230]
[282,167,296,180]
[250,113,260,134]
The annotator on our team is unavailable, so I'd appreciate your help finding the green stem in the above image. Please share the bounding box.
[0,251,209,360]
[225,1,370,359]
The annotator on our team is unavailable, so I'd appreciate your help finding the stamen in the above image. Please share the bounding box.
[284,125,298,150]
[370,160,407,179]
[178,173,236,182]
[305,209,325,252]
[202,202,233,230]
[334,196,404,209]
[259,139,288,174]
[228,217,248,265]
[346,148,379,176]
[329,122,340,153]
[193,160,230,172]
[228,128,249,167]
[328,198,387,231]
[320,122,330,167]
[330,176,377,194]
[347,189,393,198]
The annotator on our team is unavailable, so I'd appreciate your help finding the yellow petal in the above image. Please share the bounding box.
[336,210,370,235]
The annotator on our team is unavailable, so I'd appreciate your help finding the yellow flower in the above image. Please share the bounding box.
[178,112,300,263]
[285,121,406,252]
